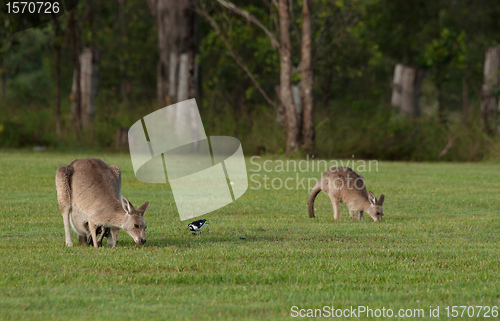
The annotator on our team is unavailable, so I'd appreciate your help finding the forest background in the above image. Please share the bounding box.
[1,0,500,161]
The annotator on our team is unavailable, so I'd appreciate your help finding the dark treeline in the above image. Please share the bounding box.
[0,0,499,161]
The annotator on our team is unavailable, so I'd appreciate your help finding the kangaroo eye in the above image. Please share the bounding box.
[134,224,140,228]
[376,212,380,215]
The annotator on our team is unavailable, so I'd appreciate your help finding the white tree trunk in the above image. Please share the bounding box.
[168,52,177,102]
[148,0,197,106]
[481,46,500,132]
[177,53,190,102]
[391,63,422,117]
[71,47,98,129]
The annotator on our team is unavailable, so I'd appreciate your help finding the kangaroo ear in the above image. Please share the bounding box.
[378,194,385,206]
[137,201,149,216]
[368,191,376,205]
[121,196,134,215]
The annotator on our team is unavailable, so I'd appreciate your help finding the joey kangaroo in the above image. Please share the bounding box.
[308,167,385,222]
[56,158,149,248]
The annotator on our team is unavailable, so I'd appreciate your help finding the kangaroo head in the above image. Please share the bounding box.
[121,196,149,245]
[365,191,385,222]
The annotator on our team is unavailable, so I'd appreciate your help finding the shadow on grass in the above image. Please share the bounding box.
[146,231,358,248]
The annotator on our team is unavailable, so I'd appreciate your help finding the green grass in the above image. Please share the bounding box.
[0,151,499,320]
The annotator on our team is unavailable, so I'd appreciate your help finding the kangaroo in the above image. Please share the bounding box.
[308,167,385,222]
[56,158,149,248]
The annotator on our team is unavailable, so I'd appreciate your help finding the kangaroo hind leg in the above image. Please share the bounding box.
[56,166,74,247]
[328,194,341,221]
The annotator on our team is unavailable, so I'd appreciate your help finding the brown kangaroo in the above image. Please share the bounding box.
[56,158,149,248]
[308,167,385,222]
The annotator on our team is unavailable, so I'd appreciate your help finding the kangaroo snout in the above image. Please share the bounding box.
[137,238,146,245]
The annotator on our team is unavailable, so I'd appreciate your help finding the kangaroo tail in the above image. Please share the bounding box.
[308,181,322,218]
[56,165,73,208]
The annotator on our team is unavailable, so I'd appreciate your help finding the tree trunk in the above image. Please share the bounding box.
[194,13,202,102]
[462,75,470,122]
[79,48,99,128]
[481,46,500,134]
[177,53,190,101]
[0,58,5,104]
[292,84,302,127]
[148,0,197,106]
[391,64,423,117]
[300,0,314,152]
[71,48,99,130]
[115,127,129,149]
[84,0,97,129]
[69,10,82,140]
[279,0,298,155]
[436,68,446,126]
[53,19,62,138]
[118,0,128,107]
[275,84,301,128]
[206,0,307,154]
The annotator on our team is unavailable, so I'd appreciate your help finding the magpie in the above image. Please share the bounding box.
[187,219,208,235]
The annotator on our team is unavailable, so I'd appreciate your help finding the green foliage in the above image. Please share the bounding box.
[313,97,491,161]
[198,1,279,106]
[200,100,284,155]
[1,152,500,319]
[1,0,500,161]
[2,27,54,104]
[0,105,60,148]
[423,29,467,71]
[93,0,157,103]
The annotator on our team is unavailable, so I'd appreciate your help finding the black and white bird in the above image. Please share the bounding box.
[187,219,208,235]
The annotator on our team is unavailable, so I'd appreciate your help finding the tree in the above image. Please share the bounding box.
[278,0,298,154]
[68,8,82,139]
[300,0,314,152]
[52,17,63,138]
[481,46,500,134]
[199,0,314,155]
[0,57,4,104]
[118,0,128,107]
[0,14,12,105]
[147,0,197,106]
[423,28,466,125]
[391,64,423,117]
[69,0,99,137]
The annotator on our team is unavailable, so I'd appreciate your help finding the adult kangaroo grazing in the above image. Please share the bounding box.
[308,167,385,222]
[56,158,149,248]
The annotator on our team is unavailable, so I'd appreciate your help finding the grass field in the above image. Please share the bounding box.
[0,151,499,320]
